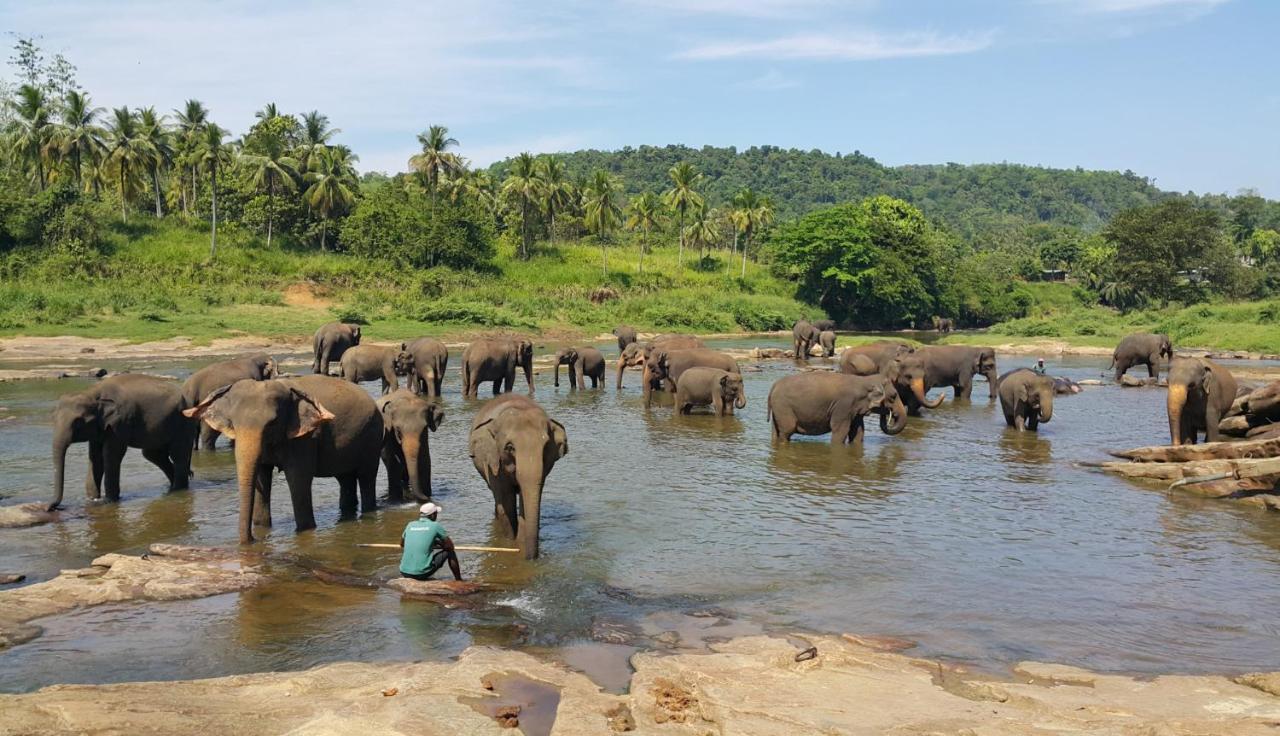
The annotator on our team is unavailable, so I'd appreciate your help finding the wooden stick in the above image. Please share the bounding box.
[355,543,521,553]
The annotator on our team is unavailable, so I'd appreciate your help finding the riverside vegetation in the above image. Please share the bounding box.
[1,38,1279,349]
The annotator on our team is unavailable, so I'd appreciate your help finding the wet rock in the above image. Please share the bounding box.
[652,631,681,647]
[591,618,640,645]
[1119,375,1160,387]
[0,503,60,529]
[1235,672,1280,696]
[650,677,697,724]
[1078,379,1103,386]
[0,574,26,586]
[841,633,917,652]
[493,704,520,728]
[750,347,792,360]
[604,703,636,732]
[79,347,95,353]
[384,578,496,599]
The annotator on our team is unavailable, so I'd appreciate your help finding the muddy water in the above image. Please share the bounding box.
[3,339,1280,694]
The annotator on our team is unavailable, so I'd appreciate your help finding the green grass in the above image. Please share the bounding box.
[0,220,820,344]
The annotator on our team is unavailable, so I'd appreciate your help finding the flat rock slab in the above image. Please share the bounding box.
[385,578,498,598]
[0,574,26,586]
[0,503,61,529]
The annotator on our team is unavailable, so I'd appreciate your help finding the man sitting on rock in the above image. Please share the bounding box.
[399,503,462,581]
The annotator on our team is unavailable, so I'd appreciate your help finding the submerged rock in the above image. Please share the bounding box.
[0,503,60,529]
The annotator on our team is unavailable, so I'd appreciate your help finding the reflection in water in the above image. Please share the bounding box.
[3,344,1280,692]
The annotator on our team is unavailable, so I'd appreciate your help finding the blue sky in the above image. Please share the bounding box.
[3,0,1276,196]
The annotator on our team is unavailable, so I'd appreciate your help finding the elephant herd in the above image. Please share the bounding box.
[41,319,1231,561]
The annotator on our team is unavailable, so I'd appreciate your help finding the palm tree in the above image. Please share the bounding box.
[6,84,53,191]
[583,170,623,275]
[502,152,543,259]
[662,162,704,270]
[538,155,573,241]
[106,107,153,222]
[137,107,172,218]
[173,99,208,214]
[304,145,358,251]
[733,189,774,278]
[463,169,499,219]
[255,102,280,121]
[297,110,339,172]
[686,206,719,263]
[57,90,104,191]
[408,125,461,205]
[625,191,661,274]
[197,124,231,258]
[240,131,299,248]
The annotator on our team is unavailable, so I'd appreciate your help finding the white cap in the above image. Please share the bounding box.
[419,502,441,516]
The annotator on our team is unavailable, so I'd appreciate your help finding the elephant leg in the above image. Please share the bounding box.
[199,423,220,451]
[85,438,105,499]
[831,417,852,445]
[958,377,973,399]
[1026,414,1039,431]
[1114,358,1130,382]
[1146,361,1157,379]
[141,447,176,488]
[850,415,865,445]
[102,438,128,502]
[382,445,406,504]
[318,347,331,376]
[252,464,273,527]
[492,378,502,396]
[336,473,359,518]
[170,435,192,490]
[283,463,317,532]
[1003,411,1016,427]
[433,373,444,398]
[1014,414,1025,431]
[357,462,378,514]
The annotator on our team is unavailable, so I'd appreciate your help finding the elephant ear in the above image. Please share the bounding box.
[1201,366,1218,402]
[468,417,500,477]
[183,383,236,439]
[427,403,445,432]
[287,388,335,439]
[866,380,887,407]
[719,374,730,389]
[264,357,279,379]
[548,418,568,460]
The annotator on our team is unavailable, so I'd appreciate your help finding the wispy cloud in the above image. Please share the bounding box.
[676,29,996,62]
[630,0,868,20]
[735,69,800,90]
[1052,0,1229,13]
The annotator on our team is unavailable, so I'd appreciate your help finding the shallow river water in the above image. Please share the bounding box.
[2,336,1280,693]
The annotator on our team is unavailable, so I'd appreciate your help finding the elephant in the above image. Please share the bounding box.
[612,325,638,352]
[839,351,878,376]
[812,319,836,332]
[181,353,278,450]
[403,337,449,398]
[932,316,955,333]
[837,342,943,415]
[183,375,383,544]
[312,322,362,375]
[339,343,413,394]
[838,341,914,374]
[1166,357,1236,446]
[767,372,907,444]
[461,337,535,398]
[616,335,703,390]
[674,367,746,416]
[818,330,837,358]
[915,345,998,400]
[1111,332,1173,382]
[553,346,606,389]
[792,320,821,360]
[644,348,740,408]
[997,368,1055,431]
[50,374,194,511]
[468,394,567,560]
[376,389,444,503]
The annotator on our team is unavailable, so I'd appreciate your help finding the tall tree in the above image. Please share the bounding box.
[502,152,543,260]
[662,162,704,270]
[172,99,208,214]
[584,170,623,275]
[743,193,773,278]
[304,145,358,251]
[106,106,152,222]
[254,102,280,121]
[1105,199,1234,307]
[197,123,231,258]
[538,155,573,241]
[240,130,300,248]
[408,124,461,205]
[625,191,661,274]
[686,205,719,262]
[137,107,172,218]
[57,90,103,191]
[297,110,339,172]
[6,84,53,191]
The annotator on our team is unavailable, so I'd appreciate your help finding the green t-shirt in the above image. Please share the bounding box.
[400,518,446,575]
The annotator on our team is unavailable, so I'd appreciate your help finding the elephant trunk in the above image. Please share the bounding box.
[984,368,998,398]
[912,378,944,409]
[402,434,429,502]
[615,357,626,389]
[553,360,561,387]
[232,429,264,543]
[1168,383,1188,446]
[880,394,908,435]
[734,389,747,410]
[1037,390,1054,424]
[49,429,72,511]
[515,455,544,560]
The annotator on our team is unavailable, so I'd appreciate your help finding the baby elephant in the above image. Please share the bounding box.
[818,330,837,357]
[998,368,1055,431]
[553,346,606,389]
[377,390,444,503]
[340,343,413,394]
[674,367,746,416]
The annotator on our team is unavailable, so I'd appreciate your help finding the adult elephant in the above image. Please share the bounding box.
[1167,357,1236,446]
[553,346,605,389]
[339,343,413,395]
[181,353,278,450]
[997,368,1055,431]
[312,322,362,375]
[838,341,914,374]
[404,337,449,398]
[767,372,907,444]
[932,316,955,333]
[468,394,567,560]
[644,347,740,408]
[616,334,703,390]
[184,375,383,544]
[50,374,194,511]
[1111,332,1173,382]
[612,325,638,352]
[812,319,836,332]
[916,345,998,400]
[792,320,821,360]
[838,342,942,414]
[674,367,746,416]
[818,330,837,358]
[461,337,534,398]
[377,389,444,503]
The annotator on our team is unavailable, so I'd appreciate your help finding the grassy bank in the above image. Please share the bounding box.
[0,220,819,344]
[944,283,1280,354]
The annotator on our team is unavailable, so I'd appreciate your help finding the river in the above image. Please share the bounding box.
[2,336,1279,693]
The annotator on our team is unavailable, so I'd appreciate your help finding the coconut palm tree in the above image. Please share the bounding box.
[197,124,231,258]
[255,102,281,121]
[6,84,54,191]
[240,131,299,248]
[538,155,573,241]
[733,189,774,278]
[304,145,358,251]
[686,206,720,263]
[464,169,499,219]
[173,99,208,214]
[625,191,661,274]
[137,107,173,218]
[56,90,104,191]
[106,107,153,222]
[662,162,704,270]
[502,152,543,260]
[408,125,461,206]
[297,110,339,172]
[584,170,623,275]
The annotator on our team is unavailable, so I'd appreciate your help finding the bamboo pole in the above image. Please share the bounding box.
[356,543,521,553]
